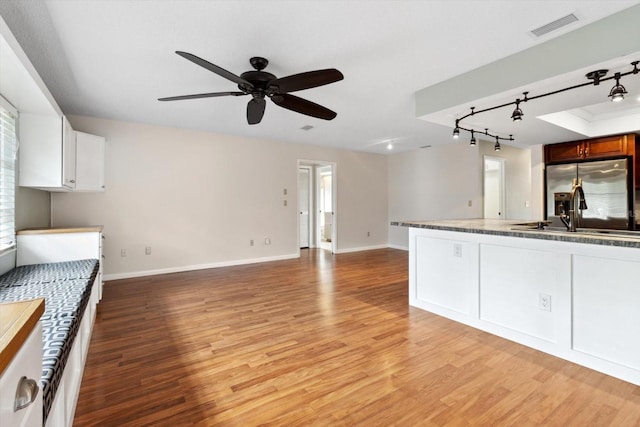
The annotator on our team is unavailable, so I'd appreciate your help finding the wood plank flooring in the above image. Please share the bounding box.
[74,249,640,426]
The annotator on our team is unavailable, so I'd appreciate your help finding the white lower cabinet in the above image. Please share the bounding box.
[0,324,43,427]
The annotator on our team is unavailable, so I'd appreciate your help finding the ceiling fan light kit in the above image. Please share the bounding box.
[159,52,344,125]
[452,60,640,149]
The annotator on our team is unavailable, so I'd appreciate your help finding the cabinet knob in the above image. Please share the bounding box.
[14,376,39,411]
[69,180,76,184]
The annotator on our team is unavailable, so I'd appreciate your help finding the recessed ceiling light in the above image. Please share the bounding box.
[386,143,393,150]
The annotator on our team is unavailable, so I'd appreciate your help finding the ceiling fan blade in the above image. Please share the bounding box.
[247,98,266,124]
[271,94,337,120]
[269,69,343,93]
[158,92,246,101]
[175,51,253,89]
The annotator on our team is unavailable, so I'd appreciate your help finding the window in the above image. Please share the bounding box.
[0,95,17,253]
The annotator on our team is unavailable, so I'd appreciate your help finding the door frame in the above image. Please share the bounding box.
[297,159,337,255]
[483,155,506,220]
[298,166,312,249]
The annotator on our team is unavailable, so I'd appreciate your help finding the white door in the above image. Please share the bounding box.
[298,168,311,248]
[484,157,505,219]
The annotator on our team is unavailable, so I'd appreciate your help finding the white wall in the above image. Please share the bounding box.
[51,116,388,279]
[16,187,50,230]
[388,142,482,249]
[388,139,537,249]
[529,144,545,219]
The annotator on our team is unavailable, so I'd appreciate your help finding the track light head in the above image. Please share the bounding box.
[511,99,523,121]
[469,130,476,146]
[609,72,627,102]
[453,126,460,139]
[494,136,501,151]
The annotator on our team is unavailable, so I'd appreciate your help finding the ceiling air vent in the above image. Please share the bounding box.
[300,125,314,131]
[531,13,578,37]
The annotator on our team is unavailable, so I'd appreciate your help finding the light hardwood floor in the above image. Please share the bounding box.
[74,249,640,426]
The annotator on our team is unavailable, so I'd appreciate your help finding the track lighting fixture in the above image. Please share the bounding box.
[451,60,639,145]
[453,121,460,139]
[511,100,523,121]
[609,72,627,102]
[469,130,476,146]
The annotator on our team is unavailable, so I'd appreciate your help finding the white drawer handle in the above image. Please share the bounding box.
[14,376,39,412]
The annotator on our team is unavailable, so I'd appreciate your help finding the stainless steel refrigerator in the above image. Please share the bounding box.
[546,158,631,229]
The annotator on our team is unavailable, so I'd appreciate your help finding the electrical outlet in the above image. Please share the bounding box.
[284,200,288,206]
[120,249,127,257]
[525,200,530,208]
[283,188,287,195]
[539,293,551,312]
[453,244,462,258]
[468,200,472,207]
[367,231,370,237]
[145,247,152,255]
[265,237,271,245]
[250,239,254,246]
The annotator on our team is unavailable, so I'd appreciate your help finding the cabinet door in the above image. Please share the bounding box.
[19,114,63,188]
[62,116,76,189]
[75,132,105,191]
[545,141,583,163]
[585,135,627,159]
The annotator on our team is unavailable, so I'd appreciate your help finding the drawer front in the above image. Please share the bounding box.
[0,323,43,427]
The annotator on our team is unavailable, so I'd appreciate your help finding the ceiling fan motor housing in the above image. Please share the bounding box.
[239,70,277,95]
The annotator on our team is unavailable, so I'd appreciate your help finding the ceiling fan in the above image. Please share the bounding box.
[159,51,344,125]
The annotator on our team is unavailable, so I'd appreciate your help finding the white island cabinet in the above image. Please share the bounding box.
[403,219,640,386]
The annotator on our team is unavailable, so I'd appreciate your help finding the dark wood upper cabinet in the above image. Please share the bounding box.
[545,134,635,163]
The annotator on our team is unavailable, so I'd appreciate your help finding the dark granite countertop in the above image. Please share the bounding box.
[392,219,640,249]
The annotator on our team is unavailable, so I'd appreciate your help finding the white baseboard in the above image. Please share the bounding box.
[103,253,299,281]
[333,244,390,254]
[388,244,409,251]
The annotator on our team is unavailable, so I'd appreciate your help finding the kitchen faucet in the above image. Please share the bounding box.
[560,178,588,232]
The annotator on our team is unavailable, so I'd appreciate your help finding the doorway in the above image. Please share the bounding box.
[484,156,505,219]
[297,160,337,254]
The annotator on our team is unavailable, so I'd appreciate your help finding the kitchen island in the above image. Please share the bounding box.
[397,219,640,386]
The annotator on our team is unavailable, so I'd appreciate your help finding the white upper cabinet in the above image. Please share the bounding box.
[74,131,106,192]
[62,115,76,188]
[3,16,106,193]
[19,114,76,191]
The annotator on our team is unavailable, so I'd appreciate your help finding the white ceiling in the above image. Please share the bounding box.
[1,0,639,154]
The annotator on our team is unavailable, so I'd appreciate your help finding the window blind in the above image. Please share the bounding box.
[0,96,17,253]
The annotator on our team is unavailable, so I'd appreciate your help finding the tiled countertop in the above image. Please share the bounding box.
[393,219,640,249]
